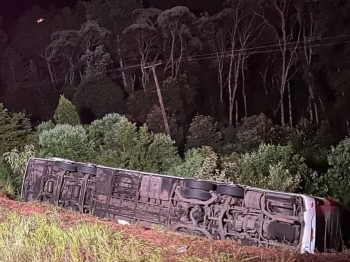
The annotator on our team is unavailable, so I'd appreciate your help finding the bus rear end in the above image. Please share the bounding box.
[314,198,342,252]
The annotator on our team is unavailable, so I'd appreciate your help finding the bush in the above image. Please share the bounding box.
[3,144,37,176]
[234,113,274,153]
[167,148,205,178]
[237,144,307,192]
[95,117,181,173]
[0,103,34,156]
[168,146,224,181]
[38,124,94,162]
[36,120,55,133]
[146,105,183,145]
[186,115,222,151]
[73,76,126,121]
[53,95,80,125]
[87,113,123,150]
[2,145,37,197]
[0,159,17,198]
[145,133,182,173]
[326,138,350,207]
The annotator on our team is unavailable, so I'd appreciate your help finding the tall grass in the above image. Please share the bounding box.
[0,209,164,262]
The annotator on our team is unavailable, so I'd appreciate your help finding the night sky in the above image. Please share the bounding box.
[0,0,223,28]
[0,0,79,27]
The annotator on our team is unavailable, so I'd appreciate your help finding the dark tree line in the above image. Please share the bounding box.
[0,0,350,142]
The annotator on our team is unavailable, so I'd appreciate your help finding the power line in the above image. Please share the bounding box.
[120,33,350,64]
[5,36,350,90]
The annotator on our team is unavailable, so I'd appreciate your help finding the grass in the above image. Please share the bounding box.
[0,208,164,262]
[0,201,349,262]
[0,205,280,262]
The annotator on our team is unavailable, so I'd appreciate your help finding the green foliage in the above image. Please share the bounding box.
[0,160,17,198]
[81,45,112,82]
[1,48,28,90]
[95,117,181,173]
[234,113,274,153]
[87,113,122,149]
[127,74,198,125]
[237,144,307,192]
[36,120,55,133]
[53,95,80,126]
[303,171,329,198]
[217,153,240,181]
[168,146,223,182]
[186,115,222,151]
[146,105,183,145]
[161,75,198,120]
[2,145,37,197]
[270,119,332,172]
[326,138,350,206]
[73,76,126,120]
[145,133,182,174]
[193,146,220,181]
[38,124,94,162]
[3,144,37,176]
[0,103,34,156]
[167,148,205,178]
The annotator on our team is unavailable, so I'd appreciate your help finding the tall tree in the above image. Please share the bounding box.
[0,17,8,72]
[123,8,162,91]
[313,0,350,135]
[157,6,200,79]
[1,48,28,91]
[256,0,301,126]
[84,0,142,91]
[84,0,142,37]
[296,0,321,125]
[46,29,82,85]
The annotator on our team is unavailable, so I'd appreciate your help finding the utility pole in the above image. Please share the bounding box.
[144,62,171,137]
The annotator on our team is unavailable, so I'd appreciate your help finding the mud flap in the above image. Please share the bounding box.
[78,174,90,213]
[53,171,66,206]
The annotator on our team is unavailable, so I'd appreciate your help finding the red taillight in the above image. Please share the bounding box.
[310,228,314,242]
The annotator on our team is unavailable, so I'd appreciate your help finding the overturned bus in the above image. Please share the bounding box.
[20,157,343,254]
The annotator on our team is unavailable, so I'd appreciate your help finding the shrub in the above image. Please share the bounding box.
[326,138,350,206]
[216,153,240,182]
[0,160,17,198]
[38,124,94,162]
[73,76,126,121]
[53,95,80,125]
[0,103,33,155]
[145,133,182,173]
[237,144,307,192]
[86,113,122,149]
[167,148,206,178]
[146,105,183,145]
[234,113,274,153]
[36,120,55,133]
[2,145,37,197]
[95,117,181,173]
[186,115,222,151]
[3,144,37,176]
[168,146,224,181]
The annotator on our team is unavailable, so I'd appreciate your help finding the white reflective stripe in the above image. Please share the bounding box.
[117,219,130,225]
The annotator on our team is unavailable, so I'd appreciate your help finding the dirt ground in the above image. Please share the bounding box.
[0,196,349,262]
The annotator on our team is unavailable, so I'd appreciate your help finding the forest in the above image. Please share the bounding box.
[1,0,350,211]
